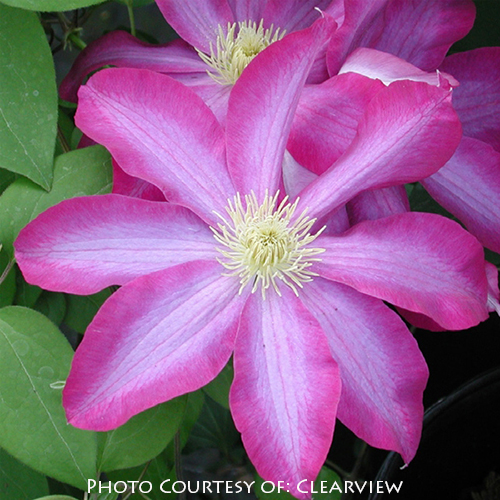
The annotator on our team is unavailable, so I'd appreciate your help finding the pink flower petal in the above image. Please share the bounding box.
[59,32,206,102]
[314,212,489,330]
[174,73,231,125]
[440,47,500,152]
[326,0,390,75]
[368,0,475,71]
[301,277,428,463]
[15,195,218,294]
[64,260,244,430]
[327,0,475,74]
[156,0,234,53]
[76,68,235,224]
[226,16,335,199]
[296,80,462,221]
[264,0,332,32]
[226,0,266,22]
[230,289,340,498]
[112,160,166,201]
[289,72,384,175]
[422,137,500,253]
[339,48,458,87]
[346,185,409,225]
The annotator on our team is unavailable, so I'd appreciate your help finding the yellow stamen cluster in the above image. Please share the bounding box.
[211,192,325,298]
[197,20,285,85]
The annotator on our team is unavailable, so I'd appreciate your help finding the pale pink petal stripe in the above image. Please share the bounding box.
[296,81,461,221]
[301,278,428,463]
[339,48,458,87]
[76,68,235,224]
[226,16,336,199]
[64,260,244,430]
[156,0,234,53]
[314,212,488,330]
[15,195,217,294]
[231,289,340,499]
[422,137,500,254]
[59,32,207,102]
[440,47,500,152]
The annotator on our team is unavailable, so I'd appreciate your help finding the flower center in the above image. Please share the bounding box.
[211,191,325,298]
[197,20,286,85]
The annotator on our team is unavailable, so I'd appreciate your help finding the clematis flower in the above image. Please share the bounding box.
[16,20,488,498]
[60,0,338,121]
[287,46,500,328]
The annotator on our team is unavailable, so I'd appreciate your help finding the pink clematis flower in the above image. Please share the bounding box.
[16,20,488,497]
[60,0,338,120]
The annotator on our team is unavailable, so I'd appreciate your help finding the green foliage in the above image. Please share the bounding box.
[0,4,57,189]
[97,396,187,473]
[63,289,112,334]
[0,249,16,307]
[0,0,105,11]
[0,306,97,489]
[203,360,233,409]
[0,145,112,257]
[0,447,49,500]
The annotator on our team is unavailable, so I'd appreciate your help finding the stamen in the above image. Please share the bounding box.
[197,20,286,85]
[211,191,325,298]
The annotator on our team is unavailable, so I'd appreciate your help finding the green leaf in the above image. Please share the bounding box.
[255,467,343,500]
[0,168,18,195]
[98,396,187,473]
[33,292,67,326]
[107,460,176,500]
[0,306,97,489]
[0,4,57,189]
[0,145,112,257]
[54,110,75,157]
[14,268,42,308]
[63,289,112,334]
[0,250,16,308]
[0,447,49,500]
[0,0,105,11]
[203,360,233,409]
[186,395,239,458]
[33,496,79,500]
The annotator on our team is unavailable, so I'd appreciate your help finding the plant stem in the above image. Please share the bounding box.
[126,0,136,37]
[0,258,14,287]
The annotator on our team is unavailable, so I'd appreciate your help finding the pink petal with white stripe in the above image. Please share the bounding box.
[289,72,384,175]
[301,278,428,463]
[231,289,340,499]
[64,260,244,430]
[339,48,458,87]
[226,16,335,199]
[422,137,500,253]
[156,0,233,53]
[296,80,461,221]
[59,32,206,102]
[314,212,488,330]
[15,195,217,294]
[440,47,500,152]
[76,68,235,224]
